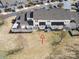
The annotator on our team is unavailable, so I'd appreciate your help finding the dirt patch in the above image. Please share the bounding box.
[0,16,79,59]
[0,17,51,59]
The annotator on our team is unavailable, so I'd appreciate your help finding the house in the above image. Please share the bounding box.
[62,0,71,10]
[11,8,79,32]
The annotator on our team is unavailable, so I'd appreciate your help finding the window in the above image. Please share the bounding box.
[17,16,20,20]
[30,11,33,18]
[25,13,27,21]
[27,20,33,25]
[39,22,46,25]
[51,22,64,25]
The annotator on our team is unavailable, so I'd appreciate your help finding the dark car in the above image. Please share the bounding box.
[75,1,79,12]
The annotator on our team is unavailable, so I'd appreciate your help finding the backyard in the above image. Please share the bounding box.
[0,17,79,59]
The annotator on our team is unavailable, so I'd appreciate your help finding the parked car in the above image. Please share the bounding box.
[75,1,79,12]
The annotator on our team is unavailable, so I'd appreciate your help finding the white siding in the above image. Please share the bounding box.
[34,20,70,25]
[33,20,70,30]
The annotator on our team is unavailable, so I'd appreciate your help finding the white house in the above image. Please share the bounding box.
[62,0,71,10]
[11,8,78,32]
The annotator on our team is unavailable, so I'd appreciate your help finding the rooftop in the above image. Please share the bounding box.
[33,8,72,20]
[17,8,79,23]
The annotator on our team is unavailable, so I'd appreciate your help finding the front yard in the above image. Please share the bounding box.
[0,16,79,59]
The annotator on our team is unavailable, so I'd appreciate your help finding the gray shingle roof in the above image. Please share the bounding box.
[17,8,79,24]
[33,8,77,20]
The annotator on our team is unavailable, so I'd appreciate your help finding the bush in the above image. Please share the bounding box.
[17,5,23,9]
[25,4,31,7]
[51,35,61,45]
[11,10,15,12]
[51,31,66,46]
[4,8,12,12]
[28,2,36,6]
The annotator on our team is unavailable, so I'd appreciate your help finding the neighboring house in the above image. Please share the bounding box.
[62,0,71,10]
[11,8,79,32]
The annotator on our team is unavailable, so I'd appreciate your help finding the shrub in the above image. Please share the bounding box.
[17,5,23,9]
[4,8,12,12]
[51,31,66,46]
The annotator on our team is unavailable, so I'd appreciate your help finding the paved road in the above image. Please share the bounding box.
[0,12,16,19]
[0,3,79,23]
[0,5,42,19]
[0,2,59,19]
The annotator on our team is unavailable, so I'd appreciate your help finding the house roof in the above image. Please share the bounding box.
[17,8,79,24]
[33,8,78,20]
